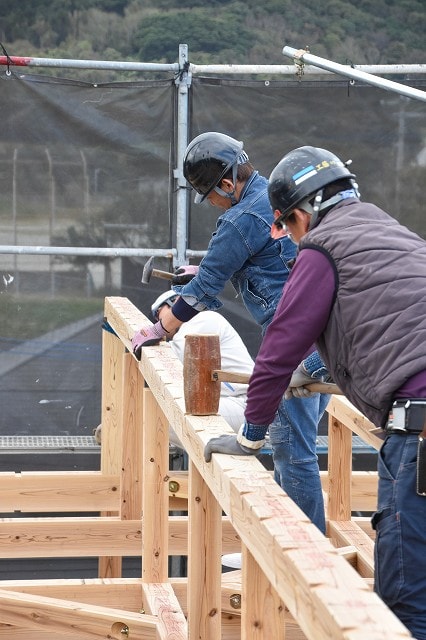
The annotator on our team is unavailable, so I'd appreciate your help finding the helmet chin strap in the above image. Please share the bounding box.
[213,162,239,204]
[213,152,248,206]
[303,185,360,230]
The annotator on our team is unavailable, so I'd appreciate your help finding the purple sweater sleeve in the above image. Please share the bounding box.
[245,248,336,426]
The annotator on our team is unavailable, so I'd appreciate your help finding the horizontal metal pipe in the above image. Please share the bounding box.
[0,55,178,73]
[282,46,426,102]
[1,56,425,77]
[0,245,176,258]
[190,63,426,76]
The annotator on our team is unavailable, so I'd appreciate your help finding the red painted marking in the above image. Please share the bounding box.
[0,56,33,67]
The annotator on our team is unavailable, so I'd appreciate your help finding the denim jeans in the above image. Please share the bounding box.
[372,434,426,640]
[268,393,330,534]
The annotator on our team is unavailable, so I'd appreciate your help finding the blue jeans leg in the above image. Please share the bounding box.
[372,434,426,640]
[268,393,329,534]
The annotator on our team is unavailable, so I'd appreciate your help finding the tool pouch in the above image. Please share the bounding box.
[416,435,426,496]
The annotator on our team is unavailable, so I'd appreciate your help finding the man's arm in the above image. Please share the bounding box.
[204,248,336,459]
[131,297,195,359]
[245,248,336,425]
[132,215,268,355]
[175,215,270,310]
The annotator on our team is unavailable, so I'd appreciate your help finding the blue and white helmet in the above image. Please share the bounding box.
[151,290,178,320]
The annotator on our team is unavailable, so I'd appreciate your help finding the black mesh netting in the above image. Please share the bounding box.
[0,69,424,444]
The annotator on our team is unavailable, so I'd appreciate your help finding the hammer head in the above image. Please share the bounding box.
[141,256,155,284]
[141,257,175,284]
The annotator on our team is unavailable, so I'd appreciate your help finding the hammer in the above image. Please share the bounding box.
[141,256,174,284]
[183,334,342,416]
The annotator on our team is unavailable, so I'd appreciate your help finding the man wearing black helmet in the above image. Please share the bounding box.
[205,145,426,639]
[132,132,330,533]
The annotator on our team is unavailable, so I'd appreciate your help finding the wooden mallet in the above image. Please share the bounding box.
[183,333,341,416]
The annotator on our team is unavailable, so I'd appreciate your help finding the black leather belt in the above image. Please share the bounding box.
[385,399,426,434]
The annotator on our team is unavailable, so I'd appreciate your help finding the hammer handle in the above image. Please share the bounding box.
[152,268,174,281]
[211,370,342,395]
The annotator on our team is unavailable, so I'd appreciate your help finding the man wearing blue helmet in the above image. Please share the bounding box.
[206,145,426,639]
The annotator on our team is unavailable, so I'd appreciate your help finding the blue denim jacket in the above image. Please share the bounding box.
[175,172,297,330]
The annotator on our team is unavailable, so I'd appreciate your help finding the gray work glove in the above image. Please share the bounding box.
[284,363,317,400]
[204,435,258,463]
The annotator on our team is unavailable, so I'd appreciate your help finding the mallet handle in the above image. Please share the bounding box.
[211,370,342,395]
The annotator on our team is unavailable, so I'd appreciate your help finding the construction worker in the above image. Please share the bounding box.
[204,145,426,639]
[151,289,254,435]
[132,132,330,533]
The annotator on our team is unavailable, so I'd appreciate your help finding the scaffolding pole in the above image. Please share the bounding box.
[0,246,175,258]
[0,55,178,73]
[282,46,426,102]
[175,44,191,267]
[1,56,425,77]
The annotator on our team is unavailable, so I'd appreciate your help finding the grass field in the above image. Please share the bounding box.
[0,294,104,340]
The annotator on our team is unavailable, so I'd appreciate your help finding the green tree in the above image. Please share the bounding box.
[132,9,254,62]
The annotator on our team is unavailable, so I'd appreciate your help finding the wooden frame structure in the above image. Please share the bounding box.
[0,296,412,639]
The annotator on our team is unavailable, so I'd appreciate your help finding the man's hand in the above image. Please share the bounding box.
[204,434,258,462]
[172,264,199,285]
[284,363,318,400]
[131,320,169,360]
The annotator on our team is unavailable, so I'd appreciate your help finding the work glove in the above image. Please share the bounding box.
[284,363,318,400]
[204,435,258,463]
[171,264,199,285]
[204,422,266,462]
[131,320,169,360]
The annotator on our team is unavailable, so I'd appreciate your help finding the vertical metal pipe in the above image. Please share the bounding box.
[45,148,56,298]
[12,148,19,292]
[174,44,192,267]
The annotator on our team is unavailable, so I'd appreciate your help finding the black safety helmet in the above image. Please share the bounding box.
[268,146,356,220]
[183,132,248,203]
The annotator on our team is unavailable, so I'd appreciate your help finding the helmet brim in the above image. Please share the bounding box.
[194,192,206,204]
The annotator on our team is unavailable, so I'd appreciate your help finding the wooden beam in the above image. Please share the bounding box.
[104,297,411,640]
[142,582,188,639]
[0,589,157,639]
[326,395,383,450]
[170,470,379,513]
[328,520,375,578]
[0,516,240,558]
[0,472,120,512]
[0,578,144,611]
[321,471,378,512]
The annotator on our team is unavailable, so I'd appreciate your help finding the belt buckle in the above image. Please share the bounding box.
[391,403,408,432]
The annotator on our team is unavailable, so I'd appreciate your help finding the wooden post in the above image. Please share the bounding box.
[99,328,124,578]
[188,460,222,639]
[327,414,352,522]
[183,334,221,415]
[142,387,169,582]
[241,545,285,639]
[120,352,143,521]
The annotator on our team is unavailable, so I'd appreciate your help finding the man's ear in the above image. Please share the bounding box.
[293,208,312,230]
[220,178,235,193]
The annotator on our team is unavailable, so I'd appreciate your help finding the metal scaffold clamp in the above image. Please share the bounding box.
[292,46,310,81]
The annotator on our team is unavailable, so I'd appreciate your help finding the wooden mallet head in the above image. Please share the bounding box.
[183,333,221,415]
